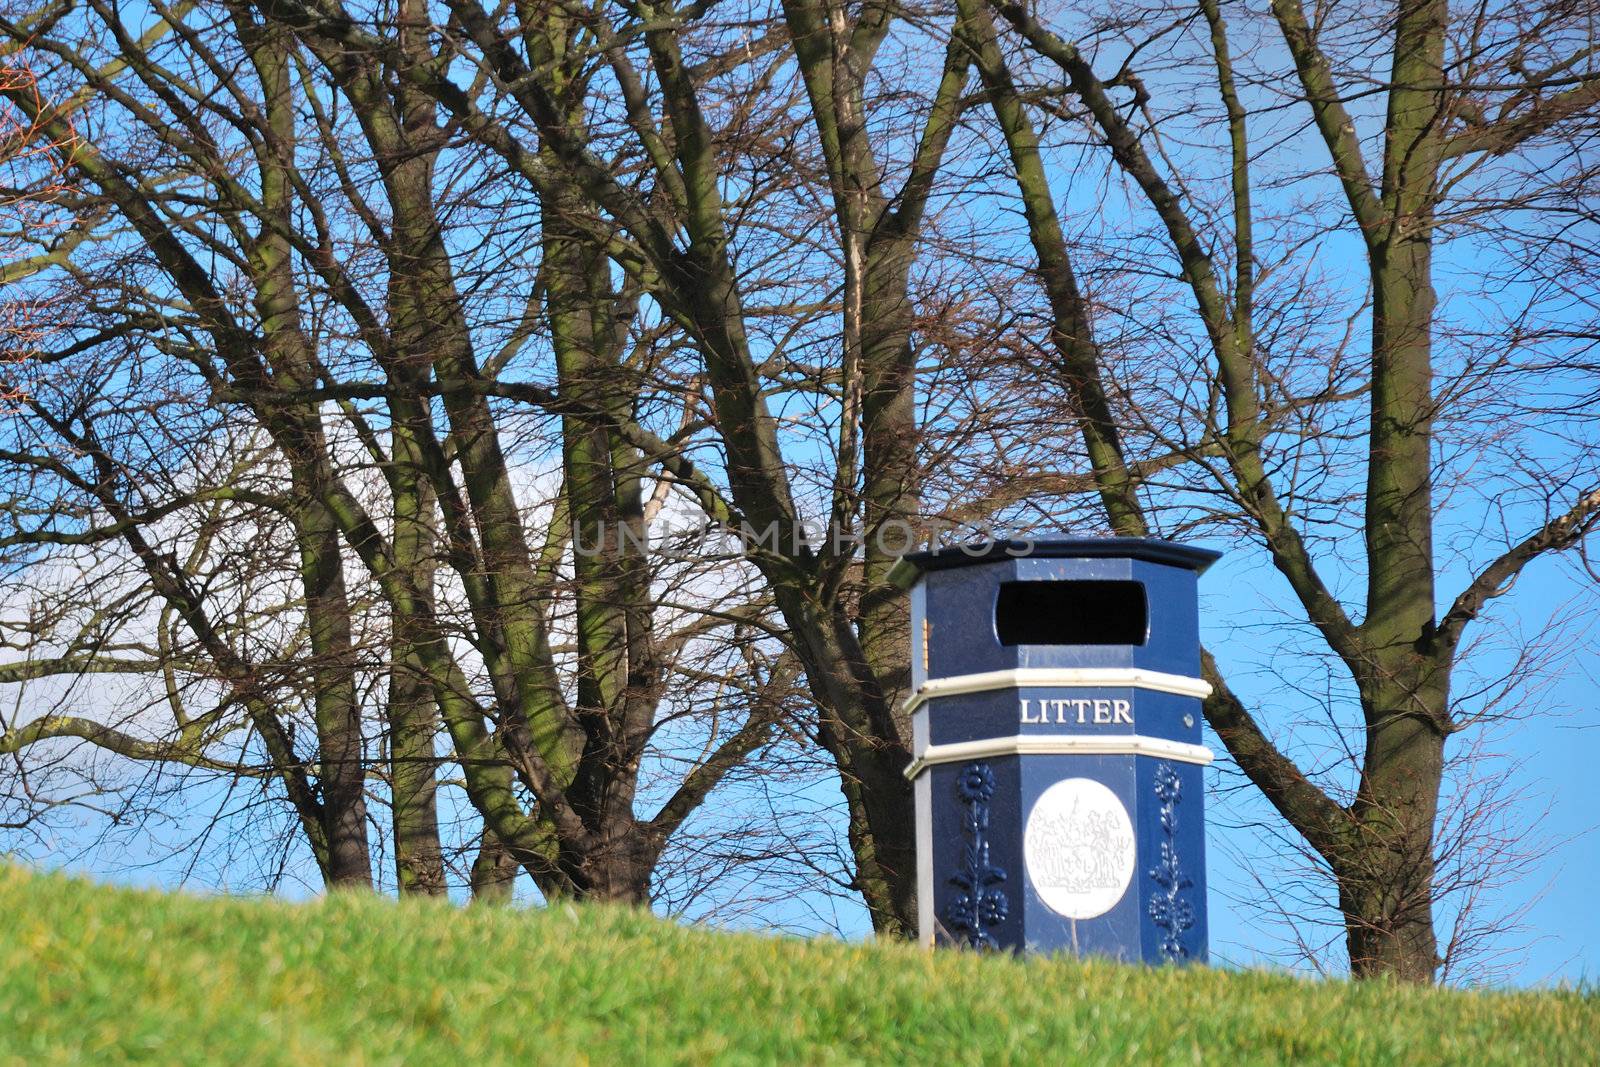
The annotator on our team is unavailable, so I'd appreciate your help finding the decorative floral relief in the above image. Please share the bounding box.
[944,763,1009,948]
[1148,762,1195,960]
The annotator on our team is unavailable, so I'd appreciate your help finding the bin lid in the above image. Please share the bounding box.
[887,536,1220,589]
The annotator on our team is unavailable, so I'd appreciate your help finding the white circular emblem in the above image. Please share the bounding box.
[1024,778,1135,919]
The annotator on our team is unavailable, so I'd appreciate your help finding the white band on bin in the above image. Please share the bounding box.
[902,667,1212,714]
[904,733,1214,779]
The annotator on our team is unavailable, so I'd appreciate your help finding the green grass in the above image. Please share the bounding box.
[0,864,1592,1065]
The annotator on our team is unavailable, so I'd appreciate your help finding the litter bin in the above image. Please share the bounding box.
[891,537,1219,961]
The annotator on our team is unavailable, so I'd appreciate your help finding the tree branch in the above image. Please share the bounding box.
[1436,485,1600,655]
[1202,651,1349,861]
[1443,74,1600,158]
[1265,0,1384,239]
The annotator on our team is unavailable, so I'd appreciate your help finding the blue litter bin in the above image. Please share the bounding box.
[891,537,1219,961]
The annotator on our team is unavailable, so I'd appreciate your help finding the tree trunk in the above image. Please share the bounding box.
[387,432,447,897]
[238,20,373,889]
[1339,699,1446,980]
[470,832,520,905]
[295,493,375,890]
[1346,0,1449,980]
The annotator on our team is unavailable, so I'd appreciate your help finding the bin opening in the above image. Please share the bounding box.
[994,580,1148,646]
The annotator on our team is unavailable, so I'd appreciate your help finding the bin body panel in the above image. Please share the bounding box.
[924,752,1208,963]
[1132,756,1208,962]
[924,757,1027,950]
[904,538,1216,963]
[1016,754,1143,959]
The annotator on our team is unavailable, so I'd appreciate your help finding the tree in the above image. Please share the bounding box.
[0,0,810,907]
[259,0,1022,934]
[964,0,1600,979]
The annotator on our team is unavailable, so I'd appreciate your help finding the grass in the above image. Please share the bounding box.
[0,864,1593,1065]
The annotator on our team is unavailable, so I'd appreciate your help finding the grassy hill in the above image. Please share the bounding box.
[0,864,1592,1065]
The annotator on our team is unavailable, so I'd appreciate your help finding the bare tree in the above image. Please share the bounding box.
[0,0,810,907]
[959,0,1600,980]
[258,0,1027,935]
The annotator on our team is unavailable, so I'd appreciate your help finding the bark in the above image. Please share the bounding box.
[1341,689,1447,980]
[1338,0,1451,979]
[470,831,521,905]
[546,162,659,904]
[306,1,585,894]
[958,0,1147,535]
[386,430,447,897]
[258,0,929,922]
[238,16,372,889]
